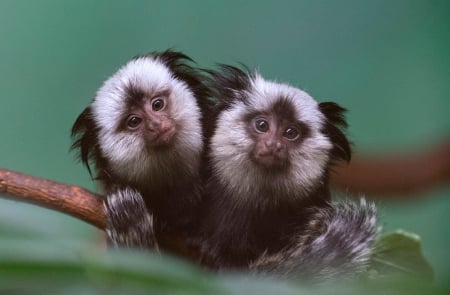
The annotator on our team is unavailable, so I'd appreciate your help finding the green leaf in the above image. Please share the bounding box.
[0,237,447,295]
[0,240,221,295]
[370,229,434,282]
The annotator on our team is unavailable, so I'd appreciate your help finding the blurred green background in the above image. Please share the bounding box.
[0,0,448,287]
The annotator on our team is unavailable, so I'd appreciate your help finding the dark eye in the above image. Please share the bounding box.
[127,115,142,129]
[283,127,300,140]
[254,119,269,133]
[152,98,165,111]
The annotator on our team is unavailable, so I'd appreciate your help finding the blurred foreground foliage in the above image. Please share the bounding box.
[0,200,448,295]
[0,234,450,295]
[0,236,447,295]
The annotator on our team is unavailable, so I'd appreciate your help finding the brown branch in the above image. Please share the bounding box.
[332,139,450,198]
[0,168,105,229]
[0,168,196,260]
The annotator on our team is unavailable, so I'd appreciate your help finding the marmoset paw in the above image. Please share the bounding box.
[104,187,158,249]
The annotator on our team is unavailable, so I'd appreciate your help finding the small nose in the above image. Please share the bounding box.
[265,140,282,152]
[147,119,160,132]
[158,119,172,133]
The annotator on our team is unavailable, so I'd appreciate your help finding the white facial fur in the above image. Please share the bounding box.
[210,73,333,202]
[91,56,203,184]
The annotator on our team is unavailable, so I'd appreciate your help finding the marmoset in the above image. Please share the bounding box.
[71,50,212,249]
[199,65,377,282]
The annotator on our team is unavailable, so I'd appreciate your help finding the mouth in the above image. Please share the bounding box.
[251,153,288,171]
[252,154,284,169]
[254,154,277,167]
[153,126,176,147]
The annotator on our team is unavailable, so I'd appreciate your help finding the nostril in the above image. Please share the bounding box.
[275,141,282,151]
[265,140,274,148]
[159,120,172,133]
[266,140,283,152]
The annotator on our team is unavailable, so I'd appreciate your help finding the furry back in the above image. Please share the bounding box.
[250,199,378,283]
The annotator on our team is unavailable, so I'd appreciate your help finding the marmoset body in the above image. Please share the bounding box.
[71,50,212,249]
[199,65,377,282]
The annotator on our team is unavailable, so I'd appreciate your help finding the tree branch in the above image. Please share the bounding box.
[0,168,105,229]
[0,168,196,259]
[332,139,450,197]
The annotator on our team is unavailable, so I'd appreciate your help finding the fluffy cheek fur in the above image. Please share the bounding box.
[99,131,149,183]
[168,84,204,161]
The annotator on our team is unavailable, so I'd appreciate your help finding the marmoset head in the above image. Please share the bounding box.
[207,66,351,197]
[71,51,209,185]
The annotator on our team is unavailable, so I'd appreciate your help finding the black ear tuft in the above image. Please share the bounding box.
[134,49,212,107]
[70,106,99,177]
[319,102,352,163]
[204,64,254,109]
[152,50,212,106]
[152,49,194,65]
[210,64,253,92]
